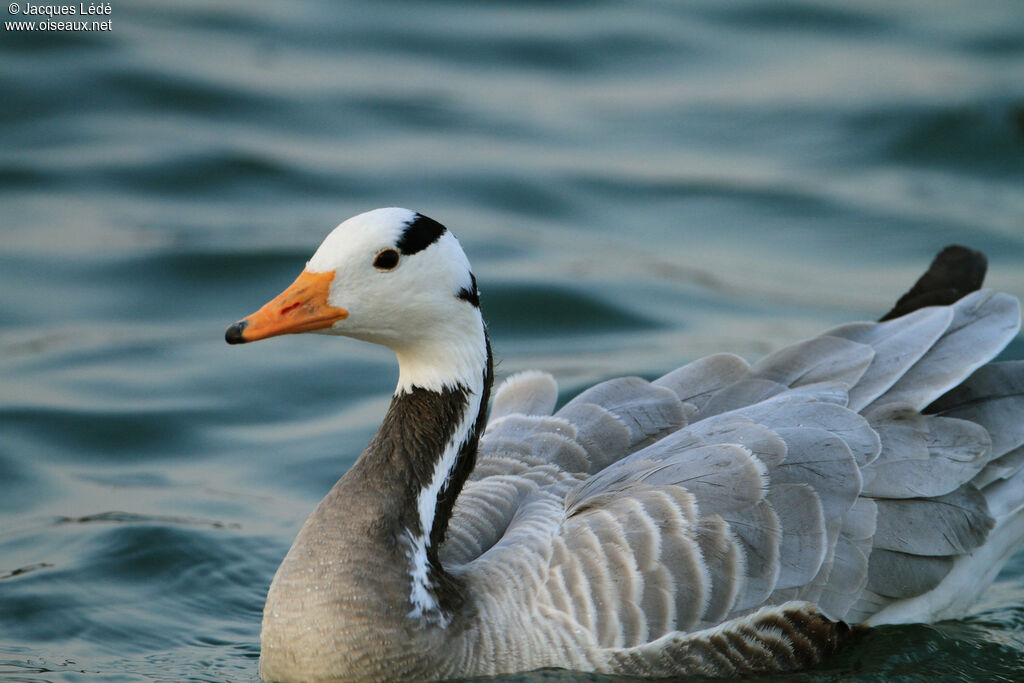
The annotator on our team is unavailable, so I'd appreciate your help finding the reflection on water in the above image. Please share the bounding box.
[2,1,1024,681]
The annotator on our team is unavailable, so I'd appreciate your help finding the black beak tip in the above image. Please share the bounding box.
[225,320,249,345]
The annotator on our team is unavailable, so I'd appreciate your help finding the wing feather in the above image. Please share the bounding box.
[653,353,750,410]
[455,273,1022,669]
[695,515,746,625]
[928,361,1024,458]
[865,549,954,599]
[826,306,953,411]
[866,290,1021,411]
[872,484,993,555]
[555,402,632,472]
[566,444,767,517]
[768,484,827,590]
[491,370,558,418]
[723,500,781,610]
[561,377,687,448]
[771,427,861,520]
[861,405,991,498]
[749,335,874,390]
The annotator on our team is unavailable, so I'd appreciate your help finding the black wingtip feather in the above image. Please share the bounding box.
[880,245,988,322]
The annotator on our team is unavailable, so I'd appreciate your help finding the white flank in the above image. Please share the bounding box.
[405,384,482,627]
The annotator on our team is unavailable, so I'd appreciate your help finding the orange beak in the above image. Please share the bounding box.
[225,270,348,344]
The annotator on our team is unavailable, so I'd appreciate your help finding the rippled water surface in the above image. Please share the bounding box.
[3,1,1024,681]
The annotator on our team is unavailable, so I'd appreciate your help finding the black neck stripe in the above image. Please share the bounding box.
[456,272,480,308]
[397,213,447,255]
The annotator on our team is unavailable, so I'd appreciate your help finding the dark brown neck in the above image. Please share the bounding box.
[342,334,492,619]
[430,334,492,552]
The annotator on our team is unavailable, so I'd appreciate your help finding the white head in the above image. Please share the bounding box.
[227,208,487,394]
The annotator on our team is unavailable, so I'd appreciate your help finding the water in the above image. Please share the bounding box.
[2,1,1024,681]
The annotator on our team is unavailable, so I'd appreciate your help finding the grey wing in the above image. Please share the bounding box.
[452,287,1024,673]
[445,365,688,566]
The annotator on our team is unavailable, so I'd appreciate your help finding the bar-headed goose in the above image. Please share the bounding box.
[226,208,1024,683]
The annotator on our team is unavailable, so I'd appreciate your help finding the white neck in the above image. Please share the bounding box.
[392,314,488,395]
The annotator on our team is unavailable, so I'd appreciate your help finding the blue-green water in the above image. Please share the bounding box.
[3,1,1024,681]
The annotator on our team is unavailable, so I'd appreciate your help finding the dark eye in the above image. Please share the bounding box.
[373,249,400,270]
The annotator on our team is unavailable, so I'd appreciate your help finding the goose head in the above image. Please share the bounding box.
[226,208,487,394]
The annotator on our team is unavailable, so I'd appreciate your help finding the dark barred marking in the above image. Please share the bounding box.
[457,272,480,307]
[765,612,822,667]
[397,213,447,256]
[606,604,852,678]
[722,631,768,670]
[744,624,799,670]
[685,637,735,676]
[706,634,741,671]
